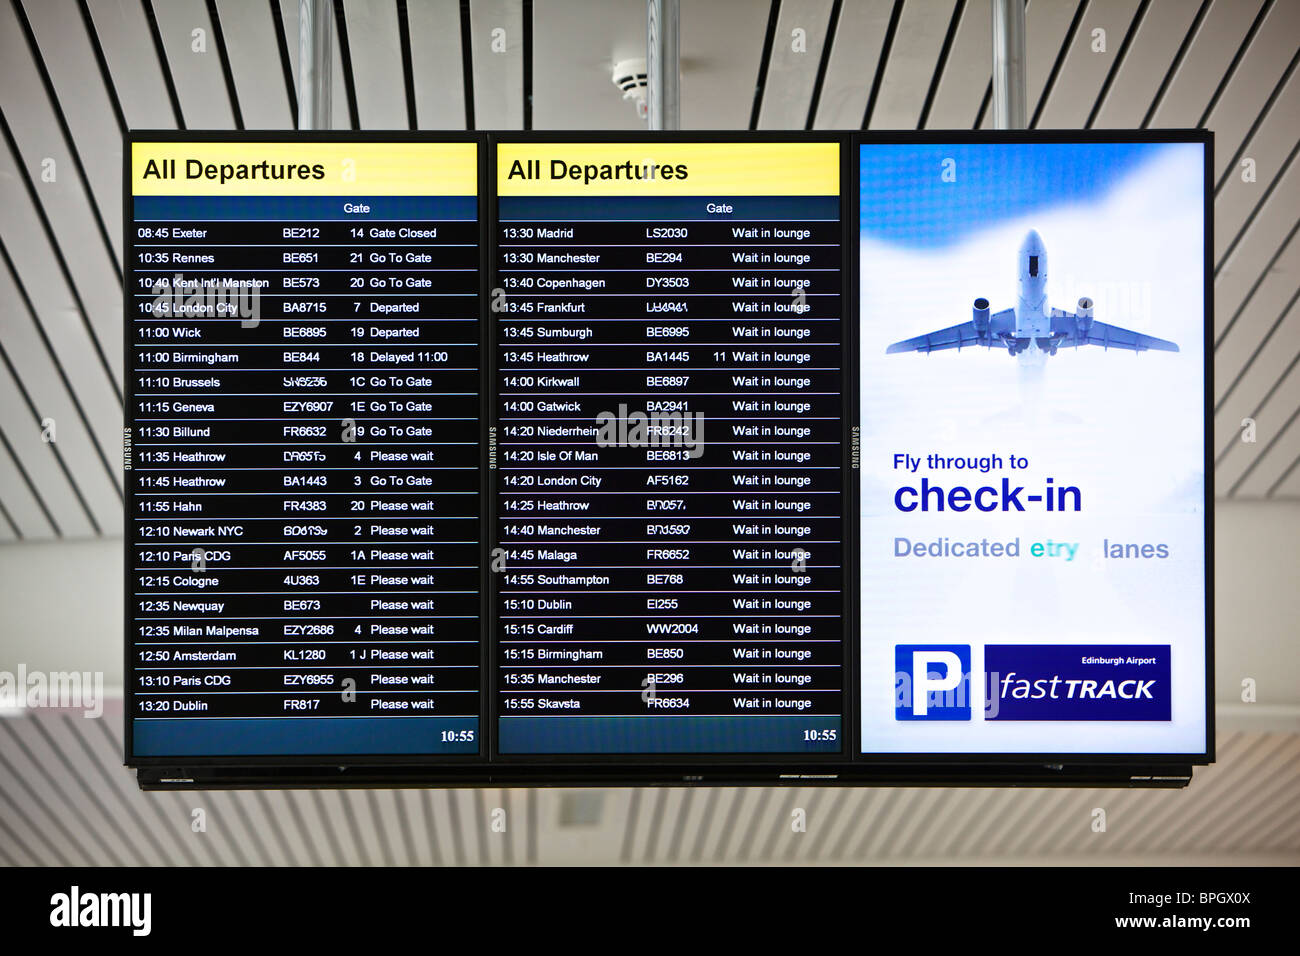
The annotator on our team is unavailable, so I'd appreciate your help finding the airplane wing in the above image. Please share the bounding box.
[1050,310,1179,352]
[886,308,1015,354]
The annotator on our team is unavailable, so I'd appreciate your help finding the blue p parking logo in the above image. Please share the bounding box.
[895,645,972,720]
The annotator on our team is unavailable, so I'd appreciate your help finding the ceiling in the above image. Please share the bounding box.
[0,0,1297,542]
[0,1,1297,866]
[0,702,1293,865]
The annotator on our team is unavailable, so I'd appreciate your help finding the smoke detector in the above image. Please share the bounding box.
[612,58,648,119]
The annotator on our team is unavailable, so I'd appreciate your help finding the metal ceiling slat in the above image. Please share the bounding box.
[361,789,399,865]
[407,0,467,129]
[391,789,431,865]
[85,0,178,127]
[1167,733,1297,850]
[86,716,211,866]
[42,713,169,866]
[1270,453,1300,495]
[1216,147,1300,351]
[1213,275,1300,456]
[1148,0,1266,127]
[828,787,881,860]
[308,789,358,866]
[213,0,295,129]
[0,726,93,864]
[645,787,686,863]
[812,0,894,128]
[206,787,281,865]
[1226,737,1300,847]
[922,0,991,129]
[1000,788,1075,858]
[277,0,352,129]
[0,428,58,539]
[795,784,849,860]
[0,367,96,537]
[732,787,775,862]
[877,785,942,858]
[1154,738,1294,848]
[1203,1,1300,182]
[1090,0,1201,127]
[147,0,236,127]
[21,0,124,263]
[773,786,825,860]
[1032,0,1141,129]
[468,0,523,129]
[979,0,1082,129]
[0,714,136,864]
[702,790,743,863]
[530,0,645,131]
[681,0,777,128]
[0,246,123,533]
[0,134,124,471]
[756,0,835,130]
[339,0,408,128]
[856,787,912,858]
[754,787,802,860]
[867,0,958,129]
[0,11,124,393]
[1222,365,1300,496]
[1215,67,1300,261]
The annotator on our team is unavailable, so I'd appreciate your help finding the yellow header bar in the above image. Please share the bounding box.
[496,142,839,196]
[131,142,477,196]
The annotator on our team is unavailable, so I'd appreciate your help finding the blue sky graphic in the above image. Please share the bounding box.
[858,141,1184,247]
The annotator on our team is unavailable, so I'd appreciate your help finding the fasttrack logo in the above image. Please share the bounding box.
[895,644,971,720]
[49,886,151,936]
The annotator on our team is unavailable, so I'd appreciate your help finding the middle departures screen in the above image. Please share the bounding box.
[489,138,849,756]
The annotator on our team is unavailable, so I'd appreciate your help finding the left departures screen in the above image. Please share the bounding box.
[124,136,485,760]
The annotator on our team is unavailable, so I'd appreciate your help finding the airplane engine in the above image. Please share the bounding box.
[1077,296,1094,337]
[972,297,990,336]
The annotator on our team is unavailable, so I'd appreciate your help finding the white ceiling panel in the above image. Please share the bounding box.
[341,0,410,128]
[680,0,772,128]
[1202,0,1300,181]
[1032,0,1141,129]
[149,0,238,128]
[757,0,836,130]
[531,0,646,130]
[408,0,469,128]
[868,0,958,129]
[1149,0,1266,127]
[86,0,178,129]
[469,0,524,129]
[923,0,992,129]
[214,0,296,129]
[1090,0,1204,128]
[21,0,124,261]
[812,0,895,129]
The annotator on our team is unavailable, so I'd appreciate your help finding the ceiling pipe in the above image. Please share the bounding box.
[991,0,1027,130]
[298,0,333,130]
[647,0,680,130]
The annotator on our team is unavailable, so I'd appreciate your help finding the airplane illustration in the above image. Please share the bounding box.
[885,230,1179,363]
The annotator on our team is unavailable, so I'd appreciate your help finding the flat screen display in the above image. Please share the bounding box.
[125,136,484,758]
[855,137,1209,755]
[122,131,1210,785]
[491,139,846,754]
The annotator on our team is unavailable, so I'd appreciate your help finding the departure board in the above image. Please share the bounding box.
[125,137,484,758]
[491,139,847,754]
[122,130,1211,787]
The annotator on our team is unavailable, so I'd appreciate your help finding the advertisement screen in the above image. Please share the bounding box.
[857,136,1209,756]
